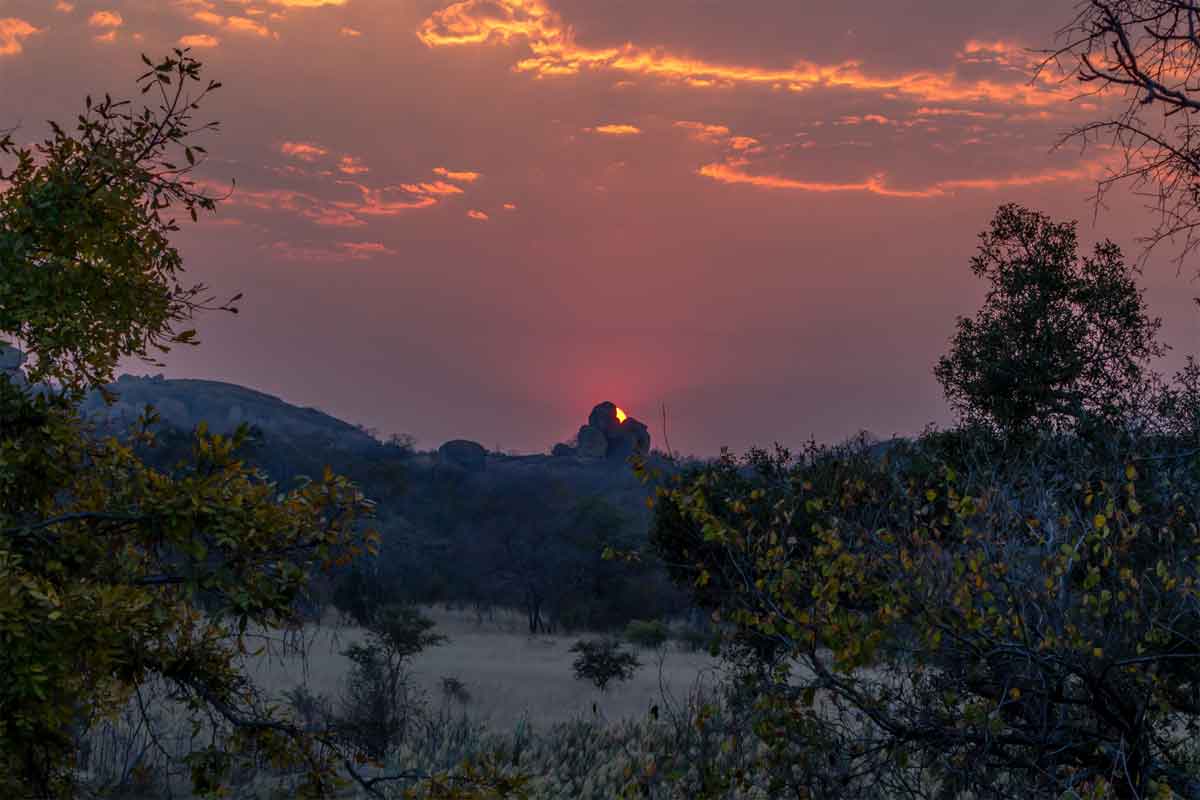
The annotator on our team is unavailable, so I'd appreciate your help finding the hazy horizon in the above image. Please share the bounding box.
[5,0,1200,456]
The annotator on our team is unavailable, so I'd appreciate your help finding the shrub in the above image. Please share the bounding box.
[336,604,447,761]
[673,624,717,654]
[568,639,641,693]
[650,429,1200,798]
[441,676,471,705]
[624,619,669,649]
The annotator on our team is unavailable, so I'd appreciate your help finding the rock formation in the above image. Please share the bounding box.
[438,439,488,472]
[575,425,608,459]
[573,401,651,461]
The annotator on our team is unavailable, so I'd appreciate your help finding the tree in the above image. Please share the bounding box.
[336,605,447,761]
[568,638,641,693]
[0,52,380,798]
[934,203,1165,437]
[651,433,1200,800]
[1047,0,1200,267]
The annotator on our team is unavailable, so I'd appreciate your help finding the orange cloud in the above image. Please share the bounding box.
[192,9,275,38]
[432,167,481,182]
[400,180,463,195]
[266,0,348,6]
[226,16,272,36]
[88,10,123,28]
[467,209,489,220]
[675,121,732,144]
[269,240,397,262]
[697,160,1106,199]
[179,33,220,48]
[281,141,329,161]
[913,106,1001,119]
[0,18,40,56]
[419,0,1070,109]
[340,27,362,37]
[55,2,75,13]
[587,124,641,135]
[728,136,762,151]
[338,155,369,175]
[332,181,440,216]
[502,202,517,210]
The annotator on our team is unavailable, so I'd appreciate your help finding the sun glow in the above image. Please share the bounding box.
[615,407,627,423]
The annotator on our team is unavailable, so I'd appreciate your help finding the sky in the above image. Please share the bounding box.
[3,0,1200,455]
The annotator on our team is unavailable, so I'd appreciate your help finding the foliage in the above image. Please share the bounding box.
[934,203,1165,438]
[568,638,642,693]
[624,619,669,649]
[337,605,448,762]
[0,52,234,393]
[650,427,1200,799]
[0,53,379,798]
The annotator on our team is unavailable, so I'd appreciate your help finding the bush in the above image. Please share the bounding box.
[650,428,1200,798]
[673,624,717,654]
[335,604,447,760]
[568,639,641,693]
[624,619,669,649]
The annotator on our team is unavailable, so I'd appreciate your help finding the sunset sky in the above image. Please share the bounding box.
[4,0,1200,455]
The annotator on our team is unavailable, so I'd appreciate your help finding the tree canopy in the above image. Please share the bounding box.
[934,203,1165,437]
[0,52,378,798]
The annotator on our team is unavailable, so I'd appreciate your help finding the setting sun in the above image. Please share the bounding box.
[615,407,627,423]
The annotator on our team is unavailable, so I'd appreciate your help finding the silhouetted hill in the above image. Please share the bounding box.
[81,374,380,451]
[76,374,691,630]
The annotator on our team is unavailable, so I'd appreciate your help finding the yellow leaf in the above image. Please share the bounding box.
[1009,687,1021,701]
[1126,464,1137,480]
[1093,514,1106,529]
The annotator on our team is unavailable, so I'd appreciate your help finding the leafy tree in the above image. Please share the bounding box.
[935,204,1165,437]
[568,638,641,693]
[650,431,1200,799]
[337,605,448,761]
[0,52,380,798]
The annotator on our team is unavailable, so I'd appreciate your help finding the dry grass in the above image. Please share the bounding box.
[246,605,724,732]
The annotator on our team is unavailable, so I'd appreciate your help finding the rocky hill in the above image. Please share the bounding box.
[80,374,381,452]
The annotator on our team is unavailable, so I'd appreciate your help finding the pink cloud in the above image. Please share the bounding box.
[268,240,398,262]
[467,209,489,220]
[280,141,329,161]
[432,167,480,182]
[586,124,641,136]
[88,10,123,28]
[675,121,732,144]
[0,18,41,56]
[179,33,220,48]
[696,160,1107,199]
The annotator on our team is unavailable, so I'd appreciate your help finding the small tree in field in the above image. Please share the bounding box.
[568,638,641,693]
[337,605,447,761]
[934,203,1165,437]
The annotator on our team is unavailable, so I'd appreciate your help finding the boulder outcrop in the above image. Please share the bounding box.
[577,401,651,461]
[438,439,487,472]
[576,425,608,459]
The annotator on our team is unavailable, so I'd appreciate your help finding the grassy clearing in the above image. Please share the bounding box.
[247,605,724,731]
